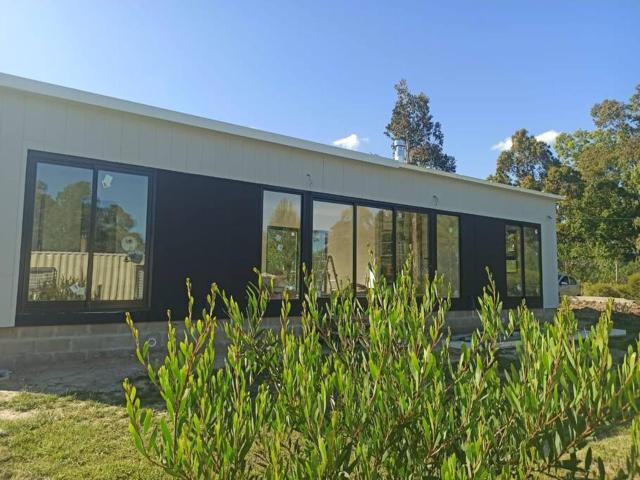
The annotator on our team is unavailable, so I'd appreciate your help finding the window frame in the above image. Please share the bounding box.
[260,188,304,299]
[17,150,156,313]
[394,209,430,289]
[310,198,356,296]
[355,204,394,293]
[298,190,462,301]
[505,223,524,297]
[435,213,462,299]
[504,221,543,300]
[257,188,546,309]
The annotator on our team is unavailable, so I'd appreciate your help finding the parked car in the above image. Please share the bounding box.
[558,273,581,296]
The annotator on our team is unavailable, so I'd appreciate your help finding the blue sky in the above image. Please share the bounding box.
[1,1,638,178]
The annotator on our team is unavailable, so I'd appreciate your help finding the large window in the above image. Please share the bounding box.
[396,211,429,290]
[23,157,151,307]
[356,206,393,293]
[261,191,302,298]
[258,189,543,306]
[506,224,541,298]
[312,201,353,295]
[436,215,460,298]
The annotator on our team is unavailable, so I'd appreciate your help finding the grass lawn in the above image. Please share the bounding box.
[0,389,635,479]
[0,390,167,479]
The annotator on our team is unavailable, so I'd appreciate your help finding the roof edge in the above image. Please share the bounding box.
[0,72,562,201]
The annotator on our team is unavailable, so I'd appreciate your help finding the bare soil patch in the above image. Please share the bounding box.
[0,391,18,402]
[1,355,146,400]
[0,408,36,421]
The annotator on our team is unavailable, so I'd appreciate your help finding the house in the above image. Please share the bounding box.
[0,73,561,367]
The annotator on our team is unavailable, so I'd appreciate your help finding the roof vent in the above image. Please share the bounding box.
[392,138,407,163]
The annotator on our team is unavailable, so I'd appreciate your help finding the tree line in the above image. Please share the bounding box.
[387,81,640,285]
[488,85,640,284]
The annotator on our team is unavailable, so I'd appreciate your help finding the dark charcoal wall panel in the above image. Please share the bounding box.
[149,170,262,321]
[458,214,475,310]
[468,216,507,308]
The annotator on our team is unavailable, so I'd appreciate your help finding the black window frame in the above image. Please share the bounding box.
[394,208,430,288]
[17,150,156,313]
[310,197,356,297]
[435,213,462,299]
[256,186,544,310]
[260,188,304,299]
[355,204,394,293]
[504,221,543,300]
[258,187,463,304]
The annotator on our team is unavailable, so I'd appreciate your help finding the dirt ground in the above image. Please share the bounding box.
[0,355,146,398]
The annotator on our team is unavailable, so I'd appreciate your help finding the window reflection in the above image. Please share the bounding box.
[91,170,149,301]
[356,206,393,293]
[396,211,429,290]
[505,225,522,296]
[312,201,353,295]
[28,163,92,301]
[524,226,541,297]
[261,191,302,298]
[436,215,460,298]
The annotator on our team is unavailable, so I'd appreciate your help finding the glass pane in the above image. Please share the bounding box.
[524,226,541,296]
[356,206,393,293]
[28,163,92,301]
[436,215,460,298]
[261,191,302,298]
[395,211,429,290]
[91,170,149,301]
[312,201,353,295]
[506,225,523,296]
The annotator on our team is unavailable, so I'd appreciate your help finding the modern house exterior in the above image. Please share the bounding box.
[0,73,561,367]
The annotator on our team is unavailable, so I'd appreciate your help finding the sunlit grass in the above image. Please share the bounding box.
[0,391,166,480]
[0,390,635,479]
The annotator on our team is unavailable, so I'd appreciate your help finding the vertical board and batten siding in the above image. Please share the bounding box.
[0,86,559,327]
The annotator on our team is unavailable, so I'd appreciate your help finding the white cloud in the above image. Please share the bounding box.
[333,133,368,151]
[491,137,513,152]
[491,129,561,152]
[534,129,561,145]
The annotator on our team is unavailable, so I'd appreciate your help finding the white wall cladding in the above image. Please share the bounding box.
[0,85,559,327]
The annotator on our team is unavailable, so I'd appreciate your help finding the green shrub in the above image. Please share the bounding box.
[627,273,640,300]
[582,282,630,299]
[124,265,640,479]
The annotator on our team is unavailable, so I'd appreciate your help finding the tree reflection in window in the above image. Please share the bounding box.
[261,191,301,298]
[506,224,541,298]
[505,225,523,296]
[29,164,92,301]
[524,227,541,297]
[26,161,149,304]
[356,206,393,294]
[396,211,429,291]
[313,201,353,296]
[91,170,148,301]
[436,215,460,298]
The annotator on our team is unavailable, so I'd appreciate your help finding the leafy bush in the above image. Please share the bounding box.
[124,265,640,479]
[583,276,640,301]
[582,282,630,299]
[627,273,640,300]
